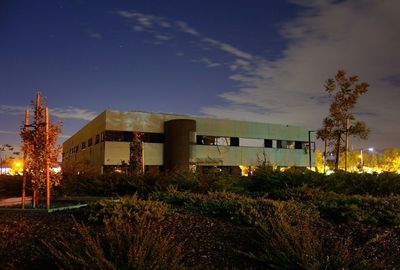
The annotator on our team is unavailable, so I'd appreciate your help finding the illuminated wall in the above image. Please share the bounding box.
[62,110,315,174]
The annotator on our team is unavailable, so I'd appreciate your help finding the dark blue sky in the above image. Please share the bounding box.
[1,0,399,152]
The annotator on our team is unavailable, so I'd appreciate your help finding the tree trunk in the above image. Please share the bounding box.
[335,133,341,170]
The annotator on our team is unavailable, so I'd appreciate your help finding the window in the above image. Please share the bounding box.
[295,141,303,149]
[196,135,230,146]
[142,132,164,143]
[81,142,86,150]
[264,139,273,148]
[103,131,165,143]
[88,138,93,147]
[95,134,100,144]
[230,137,239,146]
[277,140,295,149]
[286,141,295,149]
[277,140,282,148]
[104,131,131,141]
[239,138,264,147]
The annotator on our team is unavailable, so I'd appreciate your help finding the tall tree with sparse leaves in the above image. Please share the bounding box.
[318,70,369,170]
[20,92,62,206]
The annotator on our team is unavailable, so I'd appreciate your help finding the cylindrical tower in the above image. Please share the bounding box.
[164,119,196,171]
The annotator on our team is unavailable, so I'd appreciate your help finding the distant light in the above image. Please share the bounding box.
[367,147,374,152]
[51,166,61,173]
[325,170,334,175]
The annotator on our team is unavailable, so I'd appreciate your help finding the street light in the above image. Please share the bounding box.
[308,130,317,170]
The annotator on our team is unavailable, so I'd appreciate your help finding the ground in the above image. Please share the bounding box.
[0,210,399,269]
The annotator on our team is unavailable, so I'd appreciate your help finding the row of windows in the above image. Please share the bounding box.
[196,135,310,150]
[63,131,164,158]
[63,131,314,158]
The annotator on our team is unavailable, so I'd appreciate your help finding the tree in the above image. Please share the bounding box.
[381,148,400,172]
[318,70,369,170]
[20,92,62,207]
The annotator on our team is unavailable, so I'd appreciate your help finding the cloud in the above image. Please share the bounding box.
[0,105,26,115]
[84,28,103,40]
[201,0,400,148]
[89,33,102,39]
[0,130,19,135]
[192,57,221,68]
[49,107,97,121]
[114,4,399,148]
[0,105,97,121]
[114,9,254,68]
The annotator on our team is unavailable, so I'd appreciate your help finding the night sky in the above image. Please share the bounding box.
[1,0,399,154]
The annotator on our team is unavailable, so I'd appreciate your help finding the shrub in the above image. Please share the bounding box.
[316,172,400,196]
[86,194,170,223]
[244,169,320,195]
[277,188,400,225]
[151,190,317,226]
[249,206,380,270]
[166,170,241,193]
[44,212,184,270]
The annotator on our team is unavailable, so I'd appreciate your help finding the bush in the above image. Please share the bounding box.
[277,188,400,225]
[166,170,241,193]
[85,194,170,223]
[151,190,317,226]
[61,173,159,197]
[316,172,400,196]
[249,205,380,270]
[44,212,184,270]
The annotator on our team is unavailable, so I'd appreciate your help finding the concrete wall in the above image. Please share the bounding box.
[62,109,315,173]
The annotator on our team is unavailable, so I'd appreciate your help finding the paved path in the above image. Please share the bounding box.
[0,196,32,207]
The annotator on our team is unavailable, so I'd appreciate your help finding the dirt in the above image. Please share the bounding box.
[0,210,399,269]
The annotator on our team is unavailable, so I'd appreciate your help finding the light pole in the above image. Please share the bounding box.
[308,130,317,171]
[359,147,374,171]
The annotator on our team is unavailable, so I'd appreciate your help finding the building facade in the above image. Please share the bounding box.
[62,110,315,174]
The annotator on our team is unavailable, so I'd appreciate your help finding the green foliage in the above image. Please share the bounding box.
[319,69,370,169]
[316,172,400,196]
[166,170,241,193]
[152,190,315,226]
[43,212,184,270]
[278,187,400,225]
[244,168,320,195]
[61,173,152,196]
[86,194,169,223]
[249,206,379,270]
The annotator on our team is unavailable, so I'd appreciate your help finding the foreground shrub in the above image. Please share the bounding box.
[44,212,184,270]
[86,194,170,223]
[151,190,316,226]
[275,188,400,225]
[244,168,319,195]
[248,204,380,270]
[166,170,241,193]
[316,172,400,196]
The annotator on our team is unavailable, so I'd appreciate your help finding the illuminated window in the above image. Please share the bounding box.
[239,138,264,147]
[196,135,230,146]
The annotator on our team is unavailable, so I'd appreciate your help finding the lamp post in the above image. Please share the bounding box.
[360,147,374,171]
[308,130,317,171]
